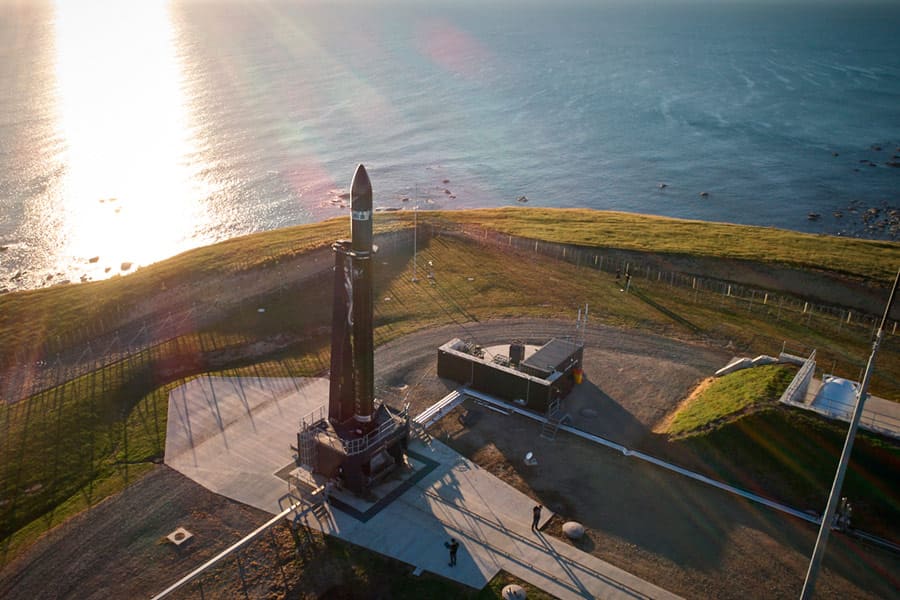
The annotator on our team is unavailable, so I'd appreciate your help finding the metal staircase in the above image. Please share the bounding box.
[540,397,570,441]
[298,425,318,468]
[412,421,434,446]
[297,405,327,467]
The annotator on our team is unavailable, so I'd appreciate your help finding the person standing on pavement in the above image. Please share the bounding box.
[447,538,459,566]
[532,504,542,530]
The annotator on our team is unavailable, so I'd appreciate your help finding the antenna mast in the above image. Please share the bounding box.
[412,186,419,283]
[576,303,588,347]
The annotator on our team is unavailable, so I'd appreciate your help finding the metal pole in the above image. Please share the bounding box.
[412,202,418,282]
[800,267,900,599]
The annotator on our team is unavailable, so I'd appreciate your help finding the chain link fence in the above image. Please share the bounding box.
[442,222,899,340]
[0,230,414,405]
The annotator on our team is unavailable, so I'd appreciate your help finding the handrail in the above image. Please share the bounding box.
[343,405,409,455]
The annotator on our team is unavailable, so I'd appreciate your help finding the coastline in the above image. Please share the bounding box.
[2,207,899,296]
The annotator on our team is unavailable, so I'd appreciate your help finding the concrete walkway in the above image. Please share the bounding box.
[386,439,681,599]
[164,376,680,599]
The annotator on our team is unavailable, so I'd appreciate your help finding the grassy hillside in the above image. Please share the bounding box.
[3,208,898,362]
[667,365,797,437]
[0,215,412,363]
[435,207,900,282]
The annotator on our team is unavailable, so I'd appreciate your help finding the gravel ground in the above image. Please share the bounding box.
[385,319,899,599]
[431,403,900,600]
[0,466,269,600]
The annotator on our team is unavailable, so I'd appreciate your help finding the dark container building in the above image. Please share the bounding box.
[437,337,583,413]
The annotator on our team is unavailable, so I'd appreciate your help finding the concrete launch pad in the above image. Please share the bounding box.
[164,376,325,514]
[164,376,679,599]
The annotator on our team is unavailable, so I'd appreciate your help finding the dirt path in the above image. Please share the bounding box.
[375,318,729,446]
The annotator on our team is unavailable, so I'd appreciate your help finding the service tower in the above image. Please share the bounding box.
[298,164,409,495]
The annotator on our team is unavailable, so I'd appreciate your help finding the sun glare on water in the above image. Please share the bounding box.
[53,0,210,280]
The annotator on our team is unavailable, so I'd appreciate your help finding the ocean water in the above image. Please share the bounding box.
[1,0,899,291]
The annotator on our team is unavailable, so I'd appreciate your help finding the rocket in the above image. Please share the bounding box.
[351,165,374,255]
[313,164,410,494]
[349,164,374,424]
[328,164,375,429]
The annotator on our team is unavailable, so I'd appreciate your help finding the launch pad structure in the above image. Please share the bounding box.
[153,169,692,598]
[294,164,409,496]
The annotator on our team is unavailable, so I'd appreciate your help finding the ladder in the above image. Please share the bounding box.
[298,421,318,468]
[540,397,570,441]
[411,421,434,447]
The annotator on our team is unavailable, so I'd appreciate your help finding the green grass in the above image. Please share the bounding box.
[667,365,797,437]
[614,263,900,400]
[2,210,899,570]
[0,215,411,364]
[3,207,897,368]
[433,207,900,282]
